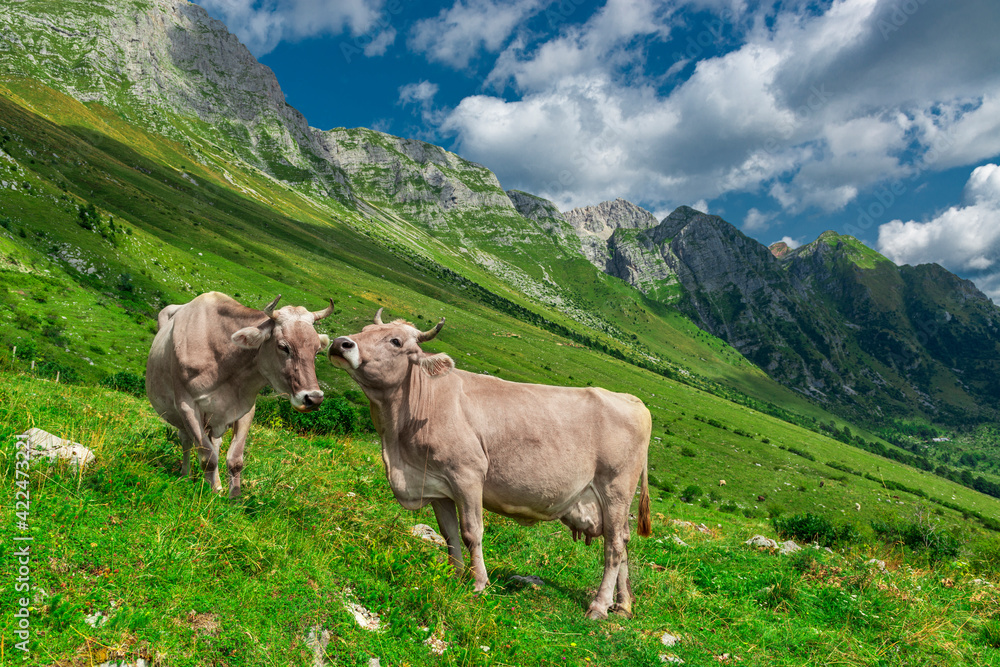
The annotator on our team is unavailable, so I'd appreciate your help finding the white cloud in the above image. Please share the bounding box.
[777,235,802,249]
[196,0,393,57]
[877,164,1000,301]
[408,0,548,69]
[743,207,774,232]
[399,81,439,107]
[434,0,1000,215]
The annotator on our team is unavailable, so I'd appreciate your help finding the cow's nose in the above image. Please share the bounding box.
[334,337,354,350]
[295,390,324,412]
[302,390,324,408]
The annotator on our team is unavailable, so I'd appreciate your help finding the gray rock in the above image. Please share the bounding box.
[660,632,682,647]
[22,428,95,468]
[745,535,779,550]
[669,535,689,547]
[411,524,447,547]
[779,540,802,555]
[508,574,545,587]
[305,625,330,667]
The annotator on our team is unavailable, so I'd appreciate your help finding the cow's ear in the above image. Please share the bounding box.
[232,326,272,349]
[419,353,455,377]
[317,334,330,349]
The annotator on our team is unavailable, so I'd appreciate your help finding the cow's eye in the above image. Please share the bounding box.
[278,342,291,354]
[390,338,402,348]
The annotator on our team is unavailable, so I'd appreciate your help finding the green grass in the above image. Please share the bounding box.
[2,60,1000,666]
[2,373,1000,666]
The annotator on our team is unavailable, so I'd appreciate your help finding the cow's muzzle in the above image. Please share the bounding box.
[329,336,360,370]
[292,390,324,413]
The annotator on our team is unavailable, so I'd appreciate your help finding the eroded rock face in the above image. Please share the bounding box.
[564,198,659,266]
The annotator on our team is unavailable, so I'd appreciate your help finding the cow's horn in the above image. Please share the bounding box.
[417,317,445,342]
[374,307,384,325]
[312,298,334,322]
[262,294,281,318]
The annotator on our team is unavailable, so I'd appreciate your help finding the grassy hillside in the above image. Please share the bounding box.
[3,67,1000,665]
[3,373,1000,666]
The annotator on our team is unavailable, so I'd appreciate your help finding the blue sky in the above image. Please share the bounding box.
[193,0,1000,301]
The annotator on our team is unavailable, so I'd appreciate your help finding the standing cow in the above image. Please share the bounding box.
[146,292,332,498]
[328,310,652,620]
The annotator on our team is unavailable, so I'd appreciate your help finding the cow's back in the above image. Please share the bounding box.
[447,372,651,515]
[145,292,245,427]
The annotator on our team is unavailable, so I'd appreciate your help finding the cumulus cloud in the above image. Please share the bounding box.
[196,0,393,57]
[433,0,1000,214]
[408,0,548,69]
[777,235,802,249]
[743,207,775,232]
[877,164,1000,301]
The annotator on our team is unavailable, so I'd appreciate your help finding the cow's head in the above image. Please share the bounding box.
[327,308,453,392]
[231,295,333,412]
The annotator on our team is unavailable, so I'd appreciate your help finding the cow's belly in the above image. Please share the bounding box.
[483,481,598,525]
[386,465,453,510]
[194,393,251,438]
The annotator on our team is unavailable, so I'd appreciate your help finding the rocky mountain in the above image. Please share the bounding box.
[3,0,998,429]
[580,203,1000,424]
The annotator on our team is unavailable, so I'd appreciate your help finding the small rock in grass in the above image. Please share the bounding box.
[508,574,545,587]
[22,428,95,468]
[305,625,331,667]
[744,535,778,550]
[411,524,447,547]
[660,632,682,647]
[424,627,448,655]
[779,540,801,555]
[342,589,383,632]
[660,654,685,664]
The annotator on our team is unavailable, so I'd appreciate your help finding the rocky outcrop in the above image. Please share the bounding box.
[0,0,348,191]
[602,207,1000,422]
[564,198,658,266]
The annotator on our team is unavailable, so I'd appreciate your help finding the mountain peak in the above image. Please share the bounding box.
[563,198,657,240]
[769,241,791,259]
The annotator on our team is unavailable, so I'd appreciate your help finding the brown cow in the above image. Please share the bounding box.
[328,310,652,619]
[146,292,332,498]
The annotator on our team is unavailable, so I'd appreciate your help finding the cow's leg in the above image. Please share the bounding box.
[177,402,222,493]
[431,498,465,573]
[454,488,489,592]
[178,427,194,478]
[586,497,630,620]
[612,523,635,618]
[226,407,254,499]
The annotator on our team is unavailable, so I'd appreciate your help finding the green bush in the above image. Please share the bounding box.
[103,370,146,396]
[680,446,697,457]
[681,484,703,501]
[773,512,858,548]
[870,512,961,561]
[255,394,374,436]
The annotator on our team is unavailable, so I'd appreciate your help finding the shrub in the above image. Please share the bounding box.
[103,371,146,396]
[680,446,697,457]
[681,484,703,501]
[871,508,961,561]
[773,512,858,548]
[255,394,374,436]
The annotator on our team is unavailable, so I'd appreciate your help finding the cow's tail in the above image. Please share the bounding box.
[637,460,652,537]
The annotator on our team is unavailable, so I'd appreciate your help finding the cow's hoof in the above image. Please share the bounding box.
[609,603,633,619]
[585,606,608,621]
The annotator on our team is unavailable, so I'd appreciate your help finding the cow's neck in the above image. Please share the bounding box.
[361,363,434,447]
